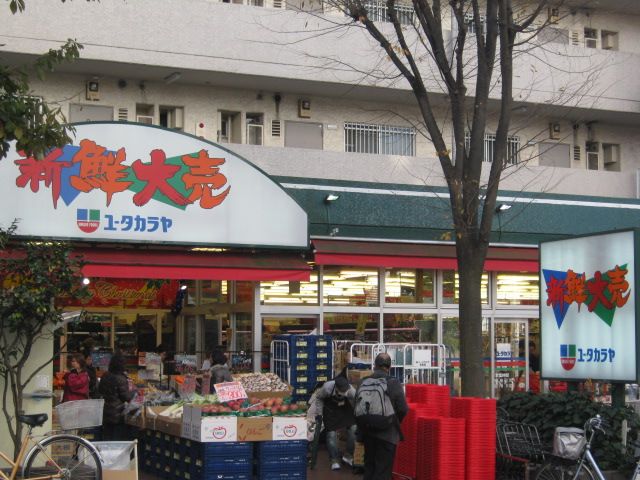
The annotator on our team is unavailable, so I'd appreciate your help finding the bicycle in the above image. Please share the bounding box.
[535,415,640,480]
[0,413,102,480]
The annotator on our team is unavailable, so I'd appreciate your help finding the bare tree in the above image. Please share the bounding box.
[302,0,554,396]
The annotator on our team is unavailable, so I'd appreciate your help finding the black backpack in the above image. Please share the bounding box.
[354,375,396,430]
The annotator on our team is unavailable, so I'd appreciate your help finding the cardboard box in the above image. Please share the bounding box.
[146,406,182,437]
[237,416,272,441]
[185,405,239,442]
[348,369,372,386]
[191,416,238,443]
[272,416,307,441]
[245,387,293,400]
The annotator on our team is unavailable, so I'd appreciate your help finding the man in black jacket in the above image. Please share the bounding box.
[358,352,408,480]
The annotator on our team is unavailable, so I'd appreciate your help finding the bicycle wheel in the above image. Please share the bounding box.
[23,434,102,480]
[535,461,596,480]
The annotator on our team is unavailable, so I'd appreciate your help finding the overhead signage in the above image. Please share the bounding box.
[0,122,308,248]
[540,230,639,382]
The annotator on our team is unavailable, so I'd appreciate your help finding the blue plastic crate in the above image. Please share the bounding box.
[201,441,253,457]
[256,467,307,479]
[256,440,308,455]
[203,456,253,468]
[258,452,307,466]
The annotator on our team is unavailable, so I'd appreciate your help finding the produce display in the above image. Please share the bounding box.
[191,395,305,416]
[233,372,290,393]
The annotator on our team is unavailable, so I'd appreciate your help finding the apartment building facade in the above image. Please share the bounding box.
[1,0,639,414]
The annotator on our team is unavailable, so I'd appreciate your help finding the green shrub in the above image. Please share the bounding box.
[498,392,640,471]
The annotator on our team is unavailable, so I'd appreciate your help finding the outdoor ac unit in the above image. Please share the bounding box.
[549,123,561,140]
[136,115,154,125]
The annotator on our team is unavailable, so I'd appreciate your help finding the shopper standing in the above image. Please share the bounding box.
[98,353,135,441]
[62,353,90,402]
[209,349,232,388]
[355,352,408,480]
[82,349,99,399]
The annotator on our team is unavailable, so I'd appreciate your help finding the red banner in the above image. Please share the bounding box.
[59,278,178,308]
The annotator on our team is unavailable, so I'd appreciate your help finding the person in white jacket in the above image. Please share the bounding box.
[307,376,357,471]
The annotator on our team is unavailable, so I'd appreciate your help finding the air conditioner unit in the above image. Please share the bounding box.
[549,123,561,140]
[247,123,263,145]
[136,115,154,125]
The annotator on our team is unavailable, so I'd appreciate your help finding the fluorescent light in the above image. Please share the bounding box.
[164,72,182,84]
[325,194,340,203]
[495,203,512,212]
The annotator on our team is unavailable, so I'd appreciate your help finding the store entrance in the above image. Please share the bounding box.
[262,315,319,370]
[491,319,529,398]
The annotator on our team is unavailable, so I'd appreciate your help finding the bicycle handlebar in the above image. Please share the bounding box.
[585,415,608,433]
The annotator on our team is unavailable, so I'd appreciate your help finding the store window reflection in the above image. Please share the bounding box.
[204,313,226,352]
[322,266,379,306]
[383,313,437,343]
[385,269,435,304]
[496,272,539,306]
[235,281,254,303]
[442,316,460,395]
[442,271,489,305]
[260,271,319,305]
[233,313,253,373]
[323,313,379,342]
[184,315,198,354]
[184,280,197,306]
[262,316,318,352]
[201,281,229,304]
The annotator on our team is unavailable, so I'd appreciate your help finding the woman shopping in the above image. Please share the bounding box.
[62,353,90,402]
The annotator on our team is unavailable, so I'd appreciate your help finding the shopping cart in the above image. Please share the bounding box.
[496,420,547,480]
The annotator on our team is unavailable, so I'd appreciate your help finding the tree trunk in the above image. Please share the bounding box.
[457,237,488,397]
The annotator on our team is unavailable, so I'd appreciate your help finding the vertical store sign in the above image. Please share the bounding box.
[540,230,639,381]
[0,122,308,248]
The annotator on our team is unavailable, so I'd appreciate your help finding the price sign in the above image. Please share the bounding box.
[214,381,248,403]
[413,349,432,368]
[496,343,512,360]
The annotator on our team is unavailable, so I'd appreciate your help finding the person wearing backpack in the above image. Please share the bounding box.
[307,376,357,471]
[354,352,408,480]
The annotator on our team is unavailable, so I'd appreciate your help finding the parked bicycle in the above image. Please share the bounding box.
[535,415,640,480]
[0,412,101,480]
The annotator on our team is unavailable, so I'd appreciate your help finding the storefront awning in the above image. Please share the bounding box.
[77,249,311,281]
[312,239,538,272]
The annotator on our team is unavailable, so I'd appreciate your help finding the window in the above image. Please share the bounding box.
[586,141,599,170]
[69,104,114,123]
[344,122,415,156]
[464,12,486,35]
[603,143,620,172]
[442,271,488,305]
[322,266,379,306]
[383,313,437,343]
[219,111,240,143]
[464,133,520,164]
[323,313,379,342]
[246,113,264,145]
[260,272,320,305]
[496,272,539,306]
[159,106,184,130]
[136,104,154,124]
[601,30,618,50]
[362,0,414,25]
[385,269,435,304]
[584,28,598,48]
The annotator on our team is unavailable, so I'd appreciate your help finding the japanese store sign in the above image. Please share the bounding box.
[540,230,639,382]
[0,123,308,247]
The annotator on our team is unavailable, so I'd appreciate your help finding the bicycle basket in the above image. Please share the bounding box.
[553,427,586,460]
[55,399,104,430]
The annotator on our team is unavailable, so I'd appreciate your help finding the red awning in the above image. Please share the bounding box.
[312,239,538,272]
[77,249,311,281]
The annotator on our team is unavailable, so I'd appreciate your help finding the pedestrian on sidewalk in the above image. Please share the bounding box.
[355,352,408,480]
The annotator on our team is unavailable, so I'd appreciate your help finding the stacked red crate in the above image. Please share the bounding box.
[393,403,440,478]
[450,397,496,480]
[416,417,466,480]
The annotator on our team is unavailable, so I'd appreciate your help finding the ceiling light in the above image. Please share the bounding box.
[324,194,340,203]
[495,203,512,212]
[164,72,182,84]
